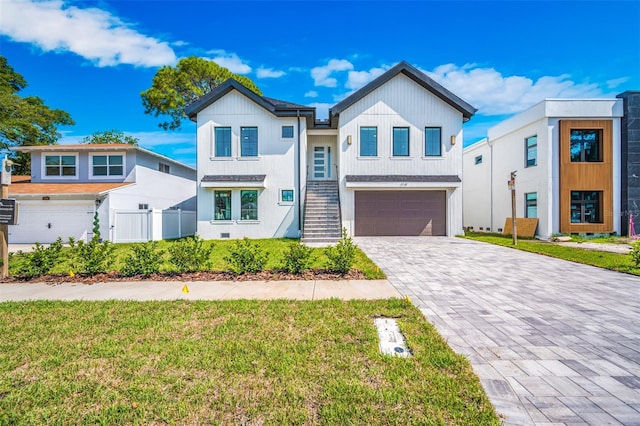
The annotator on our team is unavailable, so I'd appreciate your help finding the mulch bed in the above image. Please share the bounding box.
[1,269,366,285]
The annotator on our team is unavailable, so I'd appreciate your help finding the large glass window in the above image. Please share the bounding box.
[214,191,231,220]
[45,155,76,177]
[392,127,409,156]
[359,127,377,157]
[425,127,442,156]
[241,127,258,157]
[526,135,537,167]
[92,154,123,176]
[525,192,537,218]
[570,191,602,223]
[215,127,232,157]
[241,190,258,220]
[570,129,602,162]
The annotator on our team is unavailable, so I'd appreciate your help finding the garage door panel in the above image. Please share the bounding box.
[354,191,446,236]
[9,203,94,244]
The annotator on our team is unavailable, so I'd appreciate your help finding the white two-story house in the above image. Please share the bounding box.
[186,61,476,243]
[9,144,196,243]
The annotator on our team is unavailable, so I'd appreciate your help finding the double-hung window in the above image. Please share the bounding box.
[360,127,377,157]
[214,191,232,221]
[425,127,442,156]
[525,136,537,167]
[393,127,409,156]
[241,190,258,220]
[215,127,232,157]
[45,154,77,177]
[241,127,258,157]
[92,154,123,177]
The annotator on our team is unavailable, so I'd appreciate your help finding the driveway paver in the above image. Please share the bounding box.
[356,236,640,426]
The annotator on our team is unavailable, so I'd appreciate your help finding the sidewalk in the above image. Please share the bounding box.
[0,279,402,302]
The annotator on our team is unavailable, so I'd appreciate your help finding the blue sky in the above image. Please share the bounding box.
[1,0,639,167]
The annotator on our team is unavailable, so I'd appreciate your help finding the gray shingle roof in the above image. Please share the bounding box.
[345,175,461,183]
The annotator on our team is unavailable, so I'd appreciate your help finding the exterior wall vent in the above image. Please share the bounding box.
[221,233,230,238]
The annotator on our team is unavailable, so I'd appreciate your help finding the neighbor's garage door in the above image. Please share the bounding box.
[354,191,446,236]
[9,202,94,244]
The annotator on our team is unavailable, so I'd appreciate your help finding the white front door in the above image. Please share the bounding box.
[312,145,332,180]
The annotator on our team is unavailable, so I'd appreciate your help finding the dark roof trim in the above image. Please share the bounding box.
[185,79,315,121]
[345,175,461,183]
[330,61,477,122]
[201,175,266,183]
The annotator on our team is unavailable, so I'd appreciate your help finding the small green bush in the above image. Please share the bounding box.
[630,240,640,267]
[325,228,356,274]
[20,238,64,277]
[282,241,312,274]
[225,237,268,274]
[168,235,213,272]
[121,241,165,277]
[69,237,115,275]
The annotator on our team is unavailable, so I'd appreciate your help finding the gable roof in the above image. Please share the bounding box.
[185,79,316,123]
[330,61,477,122]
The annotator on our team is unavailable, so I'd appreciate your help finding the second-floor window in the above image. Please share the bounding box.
[425,127,442,156]
[525,135,537,167]
[393,127,409,156]
[360,126,377,157]
[570,129,602,162]
[241,127,258,157]
[92,154,123,177]
[45,154,76,177]
[215,127,232,157]
[158,163,170,174]
[281,126,294,139]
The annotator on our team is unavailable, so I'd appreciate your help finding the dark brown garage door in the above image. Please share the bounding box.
[354,191,446,236]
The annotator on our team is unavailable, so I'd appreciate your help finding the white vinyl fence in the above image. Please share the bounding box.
[113,209,196,243]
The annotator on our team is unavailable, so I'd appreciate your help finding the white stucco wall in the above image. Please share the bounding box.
[337,74,466,236]
[462,140,492,231]
[195,90,305,239]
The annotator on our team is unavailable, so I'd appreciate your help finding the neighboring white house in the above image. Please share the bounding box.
[186,61,476,242]
[462,99,624,239]
[9,144,197,243]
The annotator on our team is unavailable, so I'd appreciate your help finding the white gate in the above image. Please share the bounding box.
[113,210,150,243]
[113,209,195,243]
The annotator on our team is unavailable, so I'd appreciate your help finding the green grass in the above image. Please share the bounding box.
[0,299,499,425]
[9,238,386,279]
[462,232,639,276]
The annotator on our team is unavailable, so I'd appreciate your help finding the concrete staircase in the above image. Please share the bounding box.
[302,180,342,246]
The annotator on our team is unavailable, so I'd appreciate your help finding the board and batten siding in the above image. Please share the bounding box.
[195,90,303,239]
[337,73,465,236]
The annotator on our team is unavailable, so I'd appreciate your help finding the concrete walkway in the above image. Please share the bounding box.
[0,279,400,302]
[355,236,640,426]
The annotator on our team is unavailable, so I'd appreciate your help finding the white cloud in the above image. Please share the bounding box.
[308,102,333,120]
[606,77,629,89]
[304,90,318,98]
[256,67,285,79]
[0,0,176,67]
[425,63,605,115]
[311,59,353,87]
[206,50,251,74]
[345,66,388,90]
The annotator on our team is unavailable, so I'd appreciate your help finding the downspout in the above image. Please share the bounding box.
[297,110,302,236]
[488,137,494,231]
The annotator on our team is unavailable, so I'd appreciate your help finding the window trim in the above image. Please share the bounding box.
[525,192,537,218]
[281,125,294,140]
[392,127,410,157]
[41,152,79,180]
[424,127,442,157]
[240,126,259,157]
[359,126,378,157]
[280,189,294,204]
[569,129,603,163]
[89,152,125,179]
[525,135,537,168]
[214,190,232,221]
[240,189,259,221]
[570,190,603,224]
[214,126,233,158]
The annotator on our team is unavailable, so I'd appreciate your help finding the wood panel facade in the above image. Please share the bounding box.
[559,120,613,233]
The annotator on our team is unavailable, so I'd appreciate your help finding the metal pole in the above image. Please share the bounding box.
[1,183,8,278]
[511,171,517,246]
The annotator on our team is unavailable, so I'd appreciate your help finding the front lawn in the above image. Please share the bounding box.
[462,232,639,276]
[0,299,500,424]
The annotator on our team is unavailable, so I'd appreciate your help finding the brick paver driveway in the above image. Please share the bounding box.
[356,237,640,425]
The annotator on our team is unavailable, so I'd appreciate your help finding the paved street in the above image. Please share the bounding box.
[356,237,640,425]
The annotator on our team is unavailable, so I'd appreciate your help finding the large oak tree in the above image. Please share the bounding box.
[141,57,261,131]
[0,56,74,174]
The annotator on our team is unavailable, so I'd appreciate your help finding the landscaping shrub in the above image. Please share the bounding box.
[121,241,165,276]
[630,240,640,267]
[168,235,213,272]
[282,240,312,274]
[325,228,356,274]
[20,237,64,277]
[69,237,115,275]
[225,237,268,274]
